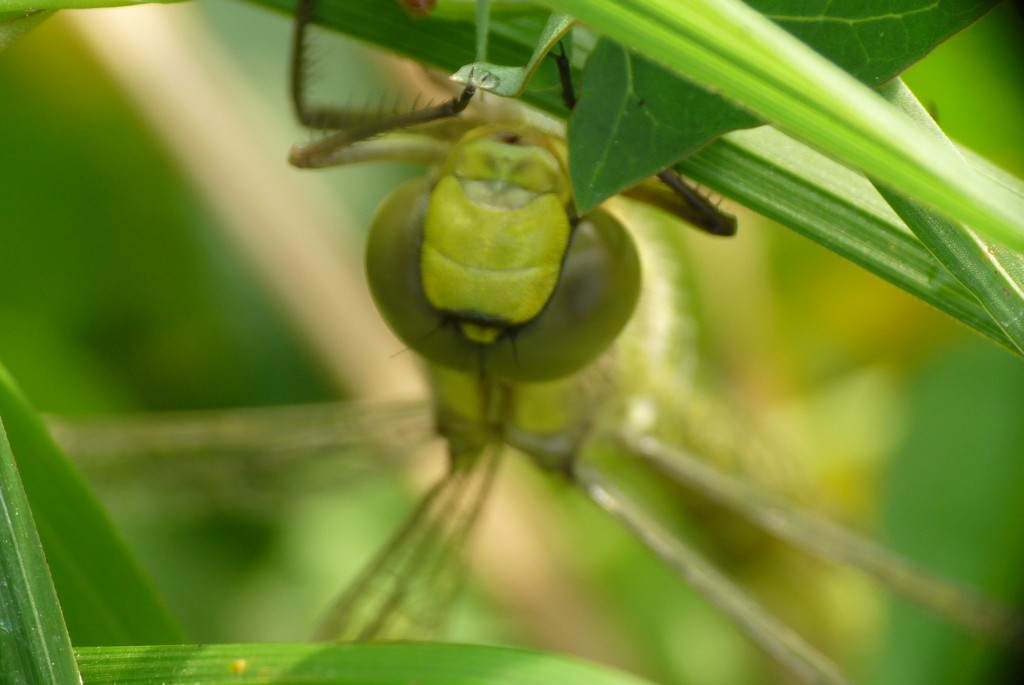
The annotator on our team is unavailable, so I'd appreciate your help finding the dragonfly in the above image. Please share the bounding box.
[50,3,1023,685]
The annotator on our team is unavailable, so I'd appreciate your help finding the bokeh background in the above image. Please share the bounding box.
[0,2,1022,684]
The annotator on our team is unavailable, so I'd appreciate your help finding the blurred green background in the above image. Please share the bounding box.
[0,2,1022,685]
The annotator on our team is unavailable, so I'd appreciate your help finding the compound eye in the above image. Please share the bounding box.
[503,210,640,381]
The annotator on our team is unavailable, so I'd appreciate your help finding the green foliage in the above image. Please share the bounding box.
[569,0,999,209]
[549,0,1023,251]
[0,416,79,685]
[569,41,758,210]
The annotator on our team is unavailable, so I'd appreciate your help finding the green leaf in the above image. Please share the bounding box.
[569,40,758,212]
[0,362,183,645]
[545,0,1024,252]
[259,0,543,85]
[75,642,660,685]
[568,0,998,210]
[0,418,80,685]
[761,0,998,87]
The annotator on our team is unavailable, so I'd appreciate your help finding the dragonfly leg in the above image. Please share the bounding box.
[618,428,1024,647]
[289,0,477,168]
[655,169,737,236]
[575,457,851,685]
[550,42,577,111]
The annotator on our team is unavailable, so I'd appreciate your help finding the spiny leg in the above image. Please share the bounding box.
[655,169,737,237]
[574,456,850,685]
[289,0,477,168]
[551,43,578,111]
[616,428,1024,647]
[290,0,329,129]
[550,43,736,236]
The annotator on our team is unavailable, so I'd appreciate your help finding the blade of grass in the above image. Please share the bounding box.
[0,418,80,685]
[676,129,1019,356]
[75,643,660,685]
[543,0,1024,252]
[873,79,1024,354]
[0,362,183,645]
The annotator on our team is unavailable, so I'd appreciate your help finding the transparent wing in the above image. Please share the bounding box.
[48,400,435,505]
[313,444,502,642]
[53,401,501,641]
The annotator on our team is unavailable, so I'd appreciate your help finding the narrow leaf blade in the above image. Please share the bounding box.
[0,418,80,685]
[75,642,660,685]
[873,79,1024,354]
[678,128,1018,355]
[0,0,182,10]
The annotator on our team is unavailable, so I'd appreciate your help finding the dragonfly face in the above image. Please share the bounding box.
[366,122,641,384]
